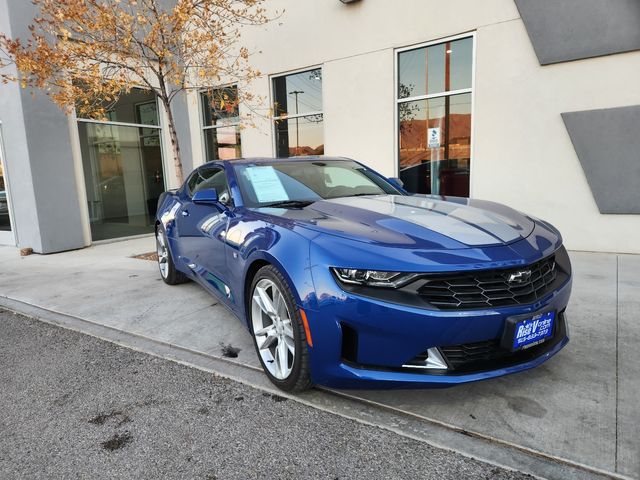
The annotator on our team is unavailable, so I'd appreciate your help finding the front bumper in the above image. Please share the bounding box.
[304,266,572,389]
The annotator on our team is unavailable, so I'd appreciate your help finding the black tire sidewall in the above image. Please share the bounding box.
[249,265,311,392]
[156,225,186,285]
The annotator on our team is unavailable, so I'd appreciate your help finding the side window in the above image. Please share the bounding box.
[187,171,201,195]
[191,167,232,205]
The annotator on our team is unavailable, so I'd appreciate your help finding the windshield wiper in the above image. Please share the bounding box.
[328,192,384,199]
[261,200,315,209]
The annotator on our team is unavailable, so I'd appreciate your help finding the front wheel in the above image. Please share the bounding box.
[249,265,312,392]
[156,226,188,285]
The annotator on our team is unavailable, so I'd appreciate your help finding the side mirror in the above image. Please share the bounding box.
[192,188,219,205]
[388,177,404,189]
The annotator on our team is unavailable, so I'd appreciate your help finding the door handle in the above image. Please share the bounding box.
[181,210,189,217]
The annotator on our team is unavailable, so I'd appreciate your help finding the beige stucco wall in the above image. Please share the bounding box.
[473,18,640,254]
[188,0,640,254]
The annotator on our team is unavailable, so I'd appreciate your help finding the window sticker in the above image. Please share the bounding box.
[244,166,289,203]
[427,127,441,148]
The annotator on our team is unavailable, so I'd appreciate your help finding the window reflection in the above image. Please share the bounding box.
[398,36,473,197]
[275,115,324,157]
[202,86,240,127]
[399,93,471,196]
[273,69,324,157]
[273,69,323,117]
[77,88,160,125]
[398,37,473,99]
[0,158,10,232]
[204,126,241,161]
[201,87,242,161]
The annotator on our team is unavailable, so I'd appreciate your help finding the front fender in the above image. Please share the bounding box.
[224,213,318,326]
[242,248,315,310]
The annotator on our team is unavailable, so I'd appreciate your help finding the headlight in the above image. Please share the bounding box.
[331,268,419,288]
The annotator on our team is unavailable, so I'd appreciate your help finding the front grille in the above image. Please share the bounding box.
[416,255,557,310]
[334,246,571,312]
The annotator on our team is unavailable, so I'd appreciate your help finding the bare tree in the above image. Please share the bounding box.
[0,0,275,182]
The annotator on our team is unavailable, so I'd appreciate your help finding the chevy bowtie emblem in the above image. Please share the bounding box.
[508,270,532,284]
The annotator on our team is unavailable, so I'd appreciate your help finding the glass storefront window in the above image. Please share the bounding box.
[202,86,240,126]
[398,37,473,99]
[77,89,165,241]
[78,88,161,126]
[275,114,324,157]
[204,126,241,161]
[273,69,323,117]
[398,37,473,196]
[399,93,472,196]
[272,68,324,157]
[201,86,242,161]
[0,146,10,232]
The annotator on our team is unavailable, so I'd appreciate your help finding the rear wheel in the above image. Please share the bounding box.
[156,226,188,285]
[249,265,312,392]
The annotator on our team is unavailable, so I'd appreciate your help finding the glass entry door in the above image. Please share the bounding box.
[77,90,165,241]
[0,126,15,245]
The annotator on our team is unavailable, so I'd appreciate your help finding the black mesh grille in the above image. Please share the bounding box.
[439,340,506,369]
[416,255,557,310]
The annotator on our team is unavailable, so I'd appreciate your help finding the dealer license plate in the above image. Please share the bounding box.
[512,311,555,350]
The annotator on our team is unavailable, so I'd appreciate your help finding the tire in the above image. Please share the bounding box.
[249,265,313,392]
[156,226,189,285]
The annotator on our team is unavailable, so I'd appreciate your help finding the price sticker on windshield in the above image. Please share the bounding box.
[244,166,289,203]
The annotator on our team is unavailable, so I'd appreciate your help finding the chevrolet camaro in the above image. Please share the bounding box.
[155,157,572,392]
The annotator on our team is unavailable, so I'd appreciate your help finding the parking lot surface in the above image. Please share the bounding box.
[0,238,637,479]
[0,311,529,480]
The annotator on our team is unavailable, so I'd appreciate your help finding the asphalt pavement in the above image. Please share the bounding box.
[2,238,637,478]
[0,309,532,480]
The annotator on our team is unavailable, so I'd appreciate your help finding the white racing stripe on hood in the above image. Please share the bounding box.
[326,195,532,246]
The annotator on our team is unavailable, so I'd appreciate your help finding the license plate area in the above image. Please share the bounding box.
[501,310,556,352]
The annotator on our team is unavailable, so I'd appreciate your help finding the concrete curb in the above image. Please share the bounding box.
[0,296,631,480]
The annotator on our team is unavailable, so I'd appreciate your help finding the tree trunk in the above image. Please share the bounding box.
[161,96,184,185]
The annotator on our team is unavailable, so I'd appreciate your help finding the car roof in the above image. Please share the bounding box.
[219,156,354,166]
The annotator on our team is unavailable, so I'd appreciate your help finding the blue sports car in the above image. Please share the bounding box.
[155,157,572,392]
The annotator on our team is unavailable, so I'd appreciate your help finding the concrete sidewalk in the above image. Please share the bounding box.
[0,238,638,479]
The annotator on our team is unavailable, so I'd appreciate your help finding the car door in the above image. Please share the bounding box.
[176,165,233,301]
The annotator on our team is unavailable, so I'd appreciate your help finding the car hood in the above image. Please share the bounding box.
[257,194,536,250]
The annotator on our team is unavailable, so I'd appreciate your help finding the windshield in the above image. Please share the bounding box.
[233,160,401,208]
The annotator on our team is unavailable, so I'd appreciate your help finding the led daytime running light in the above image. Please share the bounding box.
[332,268,418,288]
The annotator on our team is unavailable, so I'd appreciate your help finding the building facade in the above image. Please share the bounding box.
[1,0,639,254]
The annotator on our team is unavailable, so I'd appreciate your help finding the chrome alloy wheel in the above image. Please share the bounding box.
[251,278,295,380]
[156,230,169,278]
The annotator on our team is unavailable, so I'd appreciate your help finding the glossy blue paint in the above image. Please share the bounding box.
[156,157,572,388]
[192,188,219,205]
